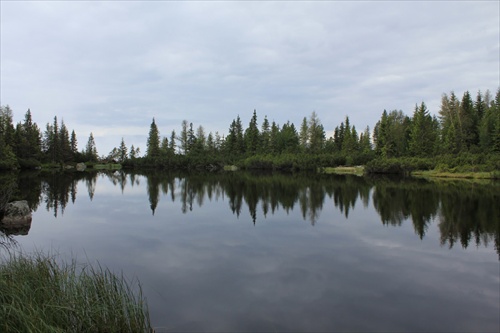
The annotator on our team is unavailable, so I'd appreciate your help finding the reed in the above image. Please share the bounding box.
[0,251,152,333]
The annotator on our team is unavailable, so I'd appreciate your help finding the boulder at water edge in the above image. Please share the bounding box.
[76,162,87,171]
[0,200,32,235]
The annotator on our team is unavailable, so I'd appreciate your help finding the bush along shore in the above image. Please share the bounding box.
[364,153,500,179]
[0,251,152,333]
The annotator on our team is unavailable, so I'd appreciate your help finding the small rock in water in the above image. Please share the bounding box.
[0,200,32,236]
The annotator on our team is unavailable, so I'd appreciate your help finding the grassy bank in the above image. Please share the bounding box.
[0,251,152,333]
[411,170,500,180]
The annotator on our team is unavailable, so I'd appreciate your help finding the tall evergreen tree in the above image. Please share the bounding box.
[160,137,169,157]
[235,116,245,155]
[59,120,72,162]
[118,137,128,162]
[278,121,299,153]
[70,130,78,156]
[409,102,437,157]
[129,144,137,159]
[260,116,271,153]
[269,121,280,154]
[146,118,160,158]
[179,120,189,155]
[206,132,215,154]
[299,117,309,151]
[374,110,409,158]
[460,91,478,149]
[187,122,196,153]
[308,111,325,153]
[493,88,500,152]
[439,92,462,153]
[245,110,260,155]
[191,125,206,155]
[169,130,177,154]
[0,105,16,150]
[341,116,357,154]
[359,126,372,154]
[23,109,41,160]
[85,132,98,162]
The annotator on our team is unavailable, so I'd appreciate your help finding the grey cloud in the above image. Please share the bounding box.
[1,1,498,154]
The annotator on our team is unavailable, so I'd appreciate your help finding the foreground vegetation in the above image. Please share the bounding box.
[0,251,152,333]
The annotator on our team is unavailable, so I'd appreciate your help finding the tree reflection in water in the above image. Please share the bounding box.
[4,170,499,258]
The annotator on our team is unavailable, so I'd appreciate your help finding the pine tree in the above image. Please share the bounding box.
[160,137,169,157]
[493,88,500,152]
[146,118,160,158]
[341,116,355,154]
[206,132,215,154]
[59,120,72,162]
[308,112,325,153]
[169,130,177,154]
[179,120,189,155]
[85,132,98,162]
[119,138,128,162]
[299,117,309,151]
[244,110,260,155]
[409,102,436,157]
[475,90,486,122]
[22,109,41,160]
[279,121,299,153]
[70,130,78,156]
[359,126,372,154]
[187,122,196,154]
[129,144,137,159]
[260,116,270,153]
[235,116,245,155]
[269,121,280,154]
[0,105,16,150]
[460,91,478,150]
[439,92,462,153]
[374,110,409,158]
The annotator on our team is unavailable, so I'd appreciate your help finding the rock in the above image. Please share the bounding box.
[76,162,87,171]
[0,200,32,236]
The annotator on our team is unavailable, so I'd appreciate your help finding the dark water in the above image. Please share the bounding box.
[1,171,499,332]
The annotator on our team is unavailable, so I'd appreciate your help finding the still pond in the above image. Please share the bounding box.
[1,171,499,332]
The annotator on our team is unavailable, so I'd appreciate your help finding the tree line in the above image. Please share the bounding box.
[1,88,499,171]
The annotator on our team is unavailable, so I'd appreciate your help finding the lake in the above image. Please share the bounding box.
[1,170,499,332]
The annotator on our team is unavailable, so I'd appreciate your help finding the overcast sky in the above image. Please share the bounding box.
[1,1,499,155]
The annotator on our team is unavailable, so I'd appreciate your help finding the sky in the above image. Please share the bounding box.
[1,1,499,156]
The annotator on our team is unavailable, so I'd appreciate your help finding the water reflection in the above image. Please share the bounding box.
[2,170,499,258]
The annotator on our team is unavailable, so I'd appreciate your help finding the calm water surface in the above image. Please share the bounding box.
[2,171,499,332]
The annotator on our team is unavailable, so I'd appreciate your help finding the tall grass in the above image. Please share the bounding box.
[0,251,152,333]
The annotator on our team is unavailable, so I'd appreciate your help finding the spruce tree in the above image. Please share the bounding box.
[70,130,78,157]
[179,120,189,155]
[308,112,325,153]
[169,130,177,154]
[260,116,270,153]
[409,102,436,157]
[119,138,128,162]
[85,132,98,162]
[245,110,260,155]
[460,91,478,149]
[146,118,160,158]
[59,120,72,162]
[299,117,309,151]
